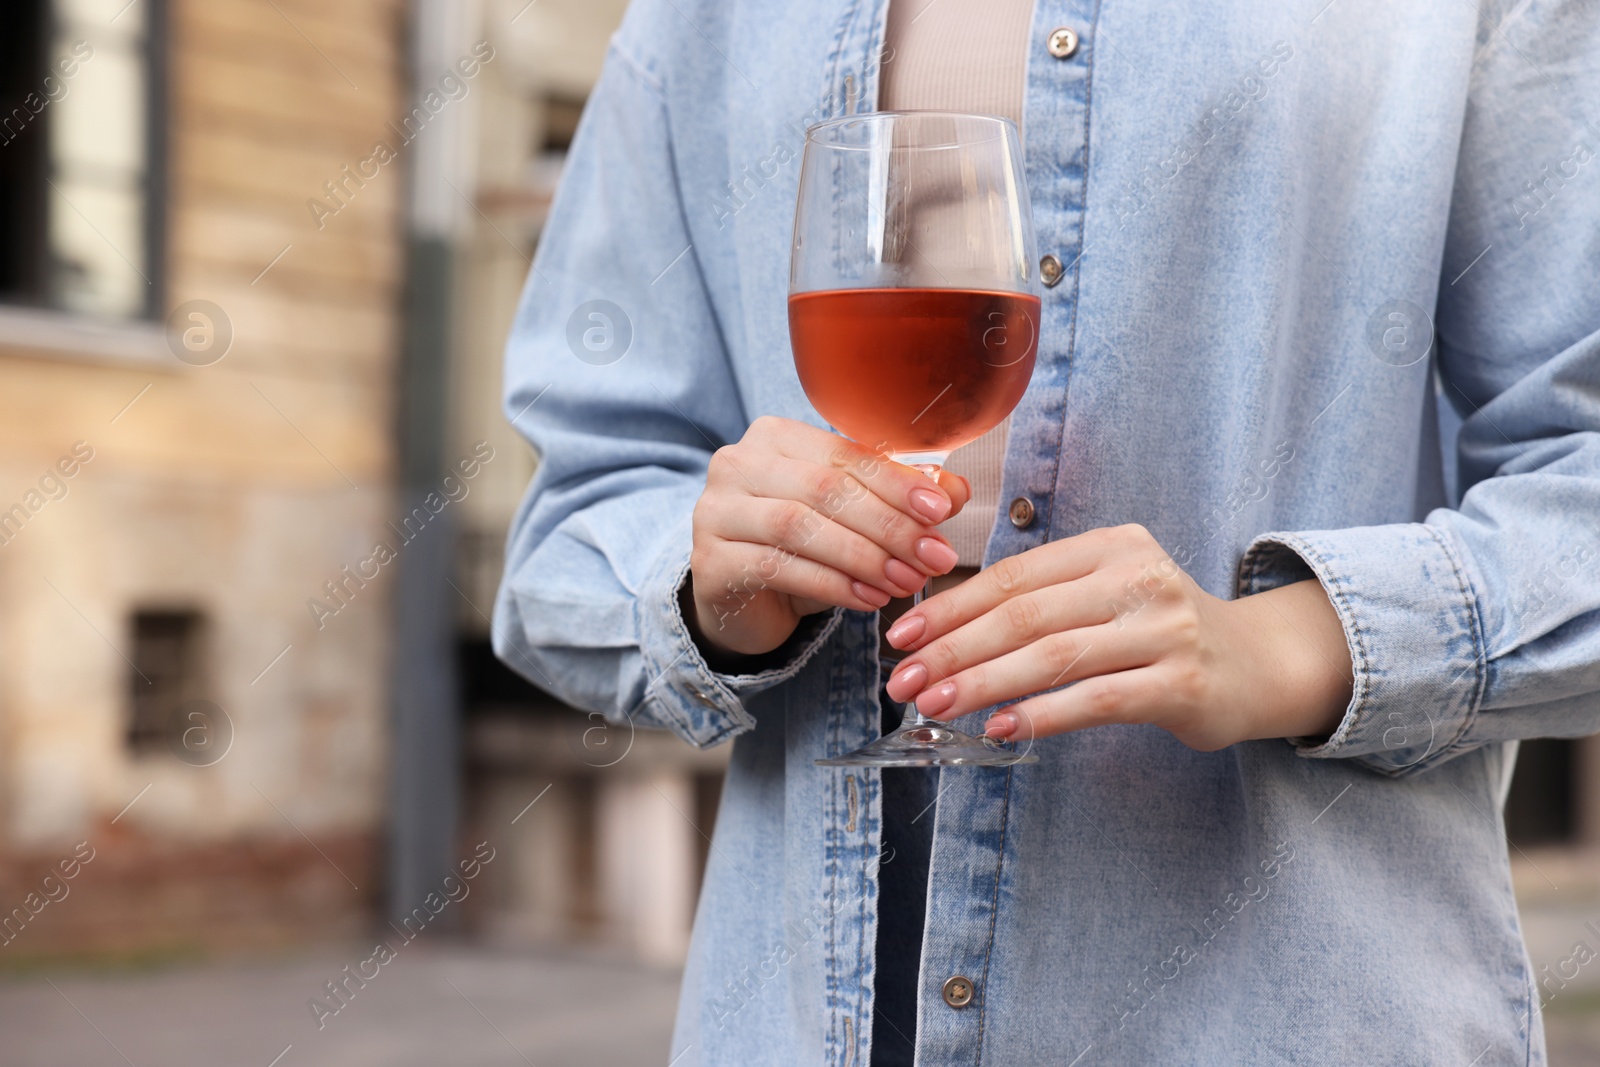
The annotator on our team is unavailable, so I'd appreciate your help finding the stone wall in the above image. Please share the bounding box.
[0,0,407,958]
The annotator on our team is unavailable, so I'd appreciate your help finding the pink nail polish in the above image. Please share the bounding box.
[985,711,1018,739]
[884,558,924,594]
[914,537,959,574]
[884,612,926,648]
[908,487,951,524]
[850,581,891,608]
[886,661,927,700]
[916,681,958,717]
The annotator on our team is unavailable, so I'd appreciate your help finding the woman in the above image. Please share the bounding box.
[493,0,1600,1062]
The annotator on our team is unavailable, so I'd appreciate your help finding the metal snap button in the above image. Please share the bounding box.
[942,974,975,1008]
[1008,496,1035,529]
[1040,254,1064,288]
[1047,27,1079,59]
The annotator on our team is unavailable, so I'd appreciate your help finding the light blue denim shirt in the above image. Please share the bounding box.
[493,0,1600,1062]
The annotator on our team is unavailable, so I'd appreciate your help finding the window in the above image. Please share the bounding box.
[539,94,584,153]
[692,771,723,897]
[1506,738,1577,847]
[0,0,166,320]
[127,609,206,752]
[454,529,504,635]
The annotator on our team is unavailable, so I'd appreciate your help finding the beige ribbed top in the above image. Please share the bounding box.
[879,0,1032,565]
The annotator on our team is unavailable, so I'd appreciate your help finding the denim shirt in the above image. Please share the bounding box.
[492,0,1600,1062]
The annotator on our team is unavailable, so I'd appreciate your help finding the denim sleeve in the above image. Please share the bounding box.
[491,43,840,749]
[1240,1,1600,777]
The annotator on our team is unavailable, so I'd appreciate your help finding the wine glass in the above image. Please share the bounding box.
[788,111,1041,767]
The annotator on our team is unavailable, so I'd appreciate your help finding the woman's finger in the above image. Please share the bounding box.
[933,470,972,516]
[748,416,962,526]
[753,455,958,580]
[696,537,892,617]
[981,666,1170,741]
[884,571,1124,702]
[700,493,934,598]
[887,524,1171,651]
[907,619,1157,721]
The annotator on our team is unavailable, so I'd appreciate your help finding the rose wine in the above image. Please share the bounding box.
[788,288,1040,456]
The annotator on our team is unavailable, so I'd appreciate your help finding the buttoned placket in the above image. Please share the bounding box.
[914,4,1099,1065]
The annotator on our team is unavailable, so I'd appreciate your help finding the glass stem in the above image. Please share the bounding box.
[899,577,934,730]
[897,459,944,732]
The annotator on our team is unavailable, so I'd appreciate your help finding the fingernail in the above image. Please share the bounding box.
[908,487,951,524]
[884,612,926,648]
[850,581,892,608]
[884,558,924,595]
[985,711,1018,739]
[885,661,927,701]
[916,681,958,717]
[914,537,959,574]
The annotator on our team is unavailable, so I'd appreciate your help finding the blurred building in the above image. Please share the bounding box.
[441,0,728,966]
[0,0,403,957]
[0,0,720,969]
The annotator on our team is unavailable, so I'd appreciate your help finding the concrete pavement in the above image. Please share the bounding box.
[0,943,681,1067]
[3,937,1598,1064]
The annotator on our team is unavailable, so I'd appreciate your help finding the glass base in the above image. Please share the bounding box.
[816,719,1038,767]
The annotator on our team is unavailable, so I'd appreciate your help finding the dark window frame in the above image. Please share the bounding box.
[127,607,208,754]
[1506,737,1578,847]
[0,0,51,305]
[142,0,168,320]
[0,0,168,321]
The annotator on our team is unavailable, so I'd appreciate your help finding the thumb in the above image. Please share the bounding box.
[935,470,972,516]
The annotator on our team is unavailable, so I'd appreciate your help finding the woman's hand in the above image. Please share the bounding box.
[882,524,1353,750]
[688,416,971,659]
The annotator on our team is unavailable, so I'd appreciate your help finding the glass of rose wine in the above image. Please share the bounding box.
[789,111,1041,767]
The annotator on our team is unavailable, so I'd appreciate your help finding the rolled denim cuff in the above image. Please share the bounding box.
[638,515,844,748]
[1239,523,1488,776]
